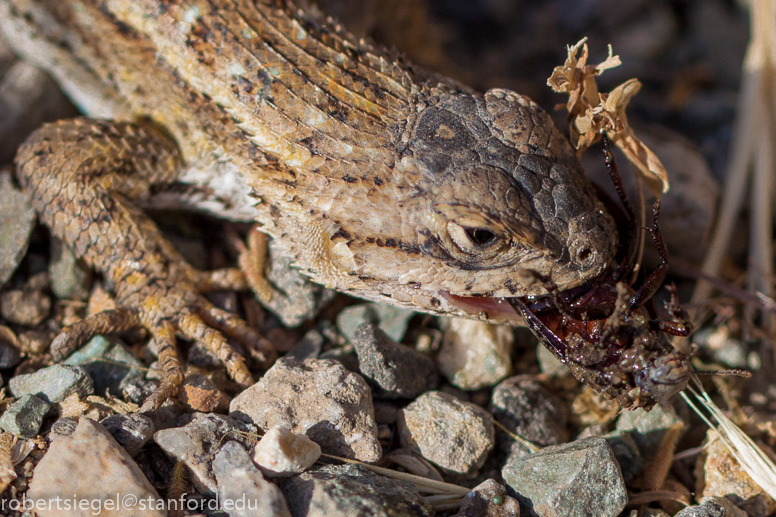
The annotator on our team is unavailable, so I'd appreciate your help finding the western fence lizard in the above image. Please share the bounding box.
[0,0,616,410]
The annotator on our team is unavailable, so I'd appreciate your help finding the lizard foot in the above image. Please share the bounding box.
[16,118,277,412]
[236,225,335,327]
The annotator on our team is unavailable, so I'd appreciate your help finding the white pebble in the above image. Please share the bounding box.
[253,426,321,477]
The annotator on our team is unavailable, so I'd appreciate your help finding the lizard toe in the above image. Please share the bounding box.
[50,308,141,362]
[177,312,254,388]
[140,322,184,413]
[199,304,276,367]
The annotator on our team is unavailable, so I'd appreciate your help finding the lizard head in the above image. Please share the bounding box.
[296,88,617,324]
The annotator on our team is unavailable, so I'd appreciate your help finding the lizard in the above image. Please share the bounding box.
[0,0,617,412]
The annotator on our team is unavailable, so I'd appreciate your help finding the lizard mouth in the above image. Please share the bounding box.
[441,292,525,325]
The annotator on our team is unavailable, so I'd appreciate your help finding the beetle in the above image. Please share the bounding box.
[507,135,693,410]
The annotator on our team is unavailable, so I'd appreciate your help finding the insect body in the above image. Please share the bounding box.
[509,137,693,410]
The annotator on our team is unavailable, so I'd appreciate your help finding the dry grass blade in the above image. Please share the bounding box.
[694,0,776,307]
[320,453,470,497]
[494,419,540,453]
[680,377,776,500]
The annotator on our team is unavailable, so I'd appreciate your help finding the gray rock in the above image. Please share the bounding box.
[352,323,437,399]
[398,390,494,475]
[49,417,78,440]
[212,441,292,517]
[0,169,35,286]
[615,404,683,463]
[262,237,336,327]
[0,341,21,369]
[0,288,50,326]
[713,339,748,369]
[502,437,627,517]
[438,318,513,390]
[454,479,521,517]
[48,237,92,301]
[674,500,727,517]
[0,61,78,164]
[63,335,144,396]
[697,497,748,517]
[120,375,159,406]
[490,376,568,459]
[0,394,50,437]
[230,357,381,462]
[536,342,567,377]
[154,413,255,495]
[603,431,645,482]
[27,418,165,517]
[279,464,433,517]
[285,329,324,361]
[337,302,415,343]
[101,413,155,457]
[8,364,94,403]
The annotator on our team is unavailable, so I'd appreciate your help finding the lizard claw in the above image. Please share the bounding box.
[51,303,264,413]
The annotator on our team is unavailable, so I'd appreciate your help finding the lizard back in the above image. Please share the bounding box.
[0,0,618,323]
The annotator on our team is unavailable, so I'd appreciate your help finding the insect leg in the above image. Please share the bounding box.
[507,297,570,363]
[630,200,669,309]
[648,283,693,336]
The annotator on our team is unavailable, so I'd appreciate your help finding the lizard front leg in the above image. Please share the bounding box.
[15,118,274,412]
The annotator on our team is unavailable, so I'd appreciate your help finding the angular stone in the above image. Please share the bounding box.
[212,441,292,517]
[490,376,568,459]
[697,497,748,517]
[674,499,728,517]
[0,61,77,164]
[603,431,645,482]
[262,238,336,327]
[177,373,227,413]
[27,418,165,517]
[230,357,381,462]
[352,323,437,399]
[63,335,143,396]
[0,289,50,326]
[154,413,255,495]
[49,237,91,301]
[698,429,776,517]
[279,464,433,517]
[438,318,512,390]
[502,437,627,517]
[0,169,35,286]
[337,302,415,343]
[119,376,159,406]
[9,364,94,403]
[0,340,21,369]
[50,417,78,440]
[0,394,49,437]
[253,426,321,477]
[615,404,684,463]
[536,341,567,377]
[101,413,155,457]
[285,328,324,361]
[399,390,494,475]
[453,479,521,517]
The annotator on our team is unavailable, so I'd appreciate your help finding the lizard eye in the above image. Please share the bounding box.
[465,227,497,246]
[447,222,504,257]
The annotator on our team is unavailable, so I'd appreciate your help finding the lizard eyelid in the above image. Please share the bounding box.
[447,221,505,258]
